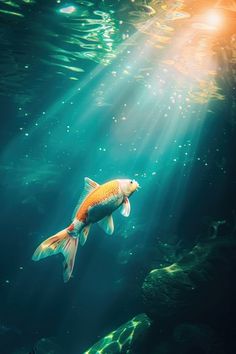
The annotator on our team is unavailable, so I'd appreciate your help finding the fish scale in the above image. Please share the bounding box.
[76,180,120,222]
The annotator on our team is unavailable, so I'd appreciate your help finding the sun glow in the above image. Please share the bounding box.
[195,10,224,31]
[205,10,223,29]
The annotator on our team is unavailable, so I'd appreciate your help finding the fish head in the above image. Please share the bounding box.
[119,179,140,197]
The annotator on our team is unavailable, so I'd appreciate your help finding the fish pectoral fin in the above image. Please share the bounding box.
[98,215,114,235]
[80,224,91,246]
[120,197,130,217]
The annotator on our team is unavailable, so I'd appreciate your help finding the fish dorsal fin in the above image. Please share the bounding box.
[98,215,114,235]
[72,177,100,220]
[120,197,130,217]
[84,177,100,192]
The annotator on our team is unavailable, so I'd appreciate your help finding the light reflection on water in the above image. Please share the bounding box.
[0,0,235,104]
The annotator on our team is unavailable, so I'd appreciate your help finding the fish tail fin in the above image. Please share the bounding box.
[32,228,78,282]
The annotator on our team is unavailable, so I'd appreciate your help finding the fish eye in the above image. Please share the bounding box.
[130,180,133,184]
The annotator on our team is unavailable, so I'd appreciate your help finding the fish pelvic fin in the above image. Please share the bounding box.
[32,228,78,282]
[79,224,91,246]
[98,215,114,235]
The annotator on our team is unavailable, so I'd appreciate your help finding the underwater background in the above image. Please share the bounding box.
[0,0,236,353]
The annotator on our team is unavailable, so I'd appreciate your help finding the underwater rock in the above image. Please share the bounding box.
[83,313,151,354]
[142,237,236,323]
[173,323,223,354]
[208,219,226,239]
[152,322,223,354]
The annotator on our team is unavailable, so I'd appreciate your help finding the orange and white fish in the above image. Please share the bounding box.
[32,177,139,282]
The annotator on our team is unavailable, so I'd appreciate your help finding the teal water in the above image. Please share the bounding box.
[0,1,235,353]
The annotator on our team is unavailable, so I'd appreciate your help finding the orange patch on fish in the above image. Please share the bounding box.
[75,180,120,221]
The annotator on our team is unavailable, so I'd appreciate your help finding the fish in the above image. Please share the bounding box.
[32,177,139,282]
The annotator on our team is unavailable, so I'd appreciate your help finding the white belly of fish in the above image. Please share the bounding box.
[87,194,123,223]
